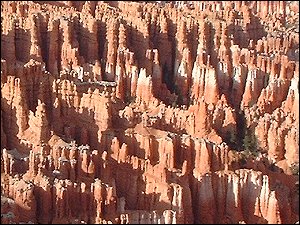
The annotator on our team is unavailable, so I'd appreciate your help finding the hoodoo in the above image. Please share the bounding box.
[1,1,299,224]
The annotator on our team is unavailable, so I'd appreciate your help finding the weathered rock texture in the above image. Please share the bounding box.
[1,1,299,224]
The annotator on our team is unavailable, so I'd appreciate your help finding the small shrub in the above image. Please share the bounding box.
[243,129,257,151]
[225,130,238,150]
[290,163,299,176]
[125,96,136,104]
[242,128,259,158]
[229,130,237,146]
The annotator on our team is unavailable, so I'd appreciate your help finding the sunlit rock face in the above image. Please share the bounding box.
[1,1,299,224]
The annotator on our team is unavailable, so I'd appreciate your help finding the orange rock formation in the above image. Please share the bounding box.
[1,1,299,224]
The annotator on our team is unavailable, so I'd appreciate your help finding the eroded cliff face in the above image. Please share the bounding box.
[1,1,299,224]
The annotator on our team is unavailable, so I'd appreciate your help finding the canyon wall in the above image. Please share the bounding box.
[1,1,299,224]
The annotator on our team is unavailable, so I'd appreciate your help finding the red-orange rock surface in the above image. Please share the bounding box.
[1,1,299,224]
